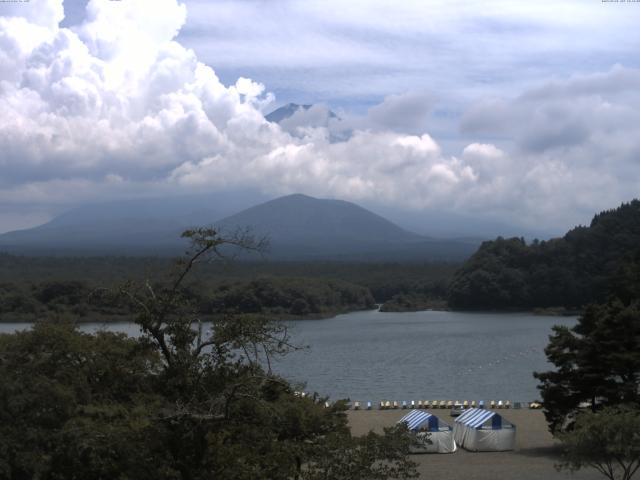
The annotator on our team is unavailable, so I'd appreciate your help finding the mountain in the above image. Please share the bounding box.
[0,192,266,256]
[215,194,478,260]
[265,103,337,124]
[448,199,640,309]
[0,193,478,260]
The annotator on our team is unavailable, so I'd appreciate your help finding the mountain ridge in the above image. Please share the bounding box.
[0,193,478,260]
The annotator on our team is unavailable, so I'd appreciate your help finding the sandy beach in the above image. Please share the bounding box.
[348,408,602,480]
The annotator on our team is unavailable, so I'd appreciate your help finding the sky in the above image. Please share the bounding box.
[0,0,639,235]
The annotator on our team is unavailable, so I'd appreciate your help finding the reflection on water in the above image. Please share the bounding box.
[0,310,576,402]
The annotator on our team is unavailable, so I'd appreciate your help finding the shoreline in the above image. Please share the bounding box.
[379,305,583,317]
[0,305,581,324]
[0,306,377,325]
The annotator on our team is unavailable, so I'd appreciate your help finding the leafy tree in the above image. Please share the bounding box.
[301,426,418,480]
[0,322,165,480]
[534,299,640,433]
[0,227,418,480]
[557,405,640,480]
[535,257,640,433]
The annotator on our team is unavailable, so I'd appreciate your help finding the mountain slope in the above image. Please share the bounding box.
[0,193,479,260]
[0,193,264,255]
[216,194,476,260]
[448,200,640,309]
[217,194,422,243]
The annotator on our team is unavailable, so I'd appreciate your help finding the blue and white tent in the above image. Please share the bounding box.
[453,408,516,451]
[397,410,456,453]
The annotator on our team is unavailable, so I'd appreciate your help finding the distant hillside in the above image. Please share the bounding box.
[448,200,640,309]
[216,194,477,260]
[0,193,264,256]
[217,193,422,244]
[0,193,478,261]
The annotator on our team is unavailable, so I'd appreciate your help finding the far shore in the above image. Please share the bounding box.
[378,304,582,317]
[0,305,583,324]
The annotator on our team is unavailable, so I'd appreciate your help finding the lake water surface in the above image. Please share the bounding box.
[276,310,577,402]
[0,310,577,403]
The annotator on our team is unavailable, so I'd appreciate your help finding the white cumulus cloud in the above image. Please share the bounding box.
[0,1,489,218]
[0,0,638,235]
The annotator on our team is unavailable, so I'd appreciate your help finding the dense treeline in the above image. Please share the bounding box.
[378,279,449,312]
[0,281,129,322]
[203,277,375,317]
[379,293,448,313]
[0,255,457,320]
[0,276,375,322]
[448,200,640,310]
[0,254,457,300]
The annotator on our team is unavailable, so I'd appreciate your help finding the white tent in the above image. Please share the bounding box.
[453,408,516,452]
[397,410,457,454]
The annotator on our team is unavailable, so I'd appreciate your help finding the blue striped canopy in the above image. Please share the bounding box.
[454,408,504,429]
[398,410,450,432]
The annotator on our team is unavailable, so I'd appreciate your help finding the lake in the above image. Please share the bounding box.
[275,310,577,403]
[0,310,576,403]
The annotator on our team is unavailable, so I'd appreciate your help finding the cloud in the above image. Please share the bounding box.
[458,65,640,225]
[0,0,280,185]
[170,129,478,211]
[0,0,639,235]
[178,0,640,105]
[461,65,640,153]
[1,0,64,29]
[273,92,433,141]
[0,0,479,215]
[366,92,433,133]
[278,104,336,136]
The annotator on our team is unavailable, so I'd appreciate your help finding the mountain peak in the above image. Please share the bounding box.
[216,194,422,247]
[213,194,477,260]
[265,103,337,124]
[0,193,479,260]
[277,193,315,201]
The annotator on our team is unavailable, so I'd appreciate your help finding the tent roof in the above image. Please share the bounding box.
[454,408,510,429]
[398,410,451,432]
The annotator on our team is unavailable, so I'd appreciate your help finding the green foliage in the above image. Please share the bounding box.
[0,280,129,322]
[534,257,640,433]
[301,425,419,480]
[0,228,419,480]
[449,200,640,309]
[0,256,456,322]
[204,277,375,318]
[0,322,164,480]
[379,292,447,312]
[557,405,640,480]
[0,254,458,292]
[535,300,640,433]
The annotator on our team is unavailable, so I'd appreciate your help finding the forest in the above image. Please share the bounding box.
[448,200,640,310]
[0,276,376,323]
[0,254,456,322]
[2,200,640,320]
